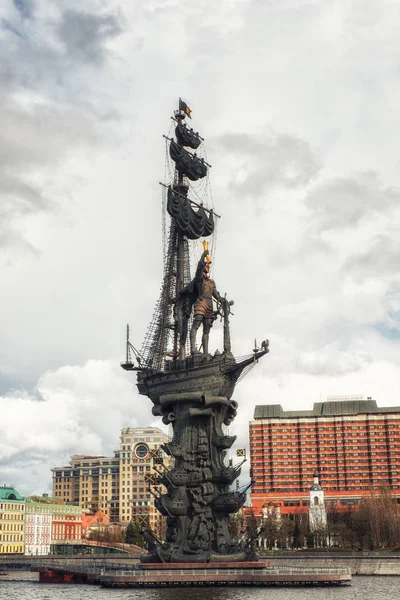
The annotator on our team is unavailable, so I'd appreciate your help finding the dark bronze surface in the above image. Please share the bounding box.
[123,101,269,563]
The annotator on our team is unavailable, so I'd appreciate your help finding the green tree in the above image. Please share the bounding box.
[124,521,144,546]
[229,512,243,541]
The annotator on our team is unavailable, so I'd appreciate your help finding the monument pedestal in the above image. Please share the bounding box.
[100,560,351,587]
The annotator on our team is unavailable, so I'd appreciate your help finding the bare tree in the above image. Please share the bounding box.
[260,506,280,550]
[350,505,370,549]
[277,517,295,549]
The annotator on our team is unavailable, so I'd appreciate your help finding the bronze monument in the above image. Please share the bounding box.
[122,99,268,562]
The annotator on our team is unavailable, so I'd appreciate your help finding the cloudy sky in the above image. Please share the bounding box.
[1,0,400,495]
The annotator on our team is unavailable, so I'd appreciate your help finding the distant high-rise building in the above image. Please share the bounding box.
[52,454,120,521]
[51,426,169,534]
[0,486,25,555]
[118,427,169,535]
[249,399,400,515]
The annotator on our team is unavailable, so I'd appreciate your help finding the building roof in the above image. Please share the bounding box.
[310,472,322,491]
[120,426,168,437]
[26,494,65,504]
[82,509,109,530]
[0,486,24,501]
[253,399,400,420]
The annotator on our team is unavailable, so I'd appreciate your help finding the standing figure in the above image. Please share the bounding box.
[175,247,221,357]
[189,249,221,355]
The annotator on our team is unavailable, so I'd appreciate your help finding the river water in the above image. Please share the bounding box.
[0,572,398,600]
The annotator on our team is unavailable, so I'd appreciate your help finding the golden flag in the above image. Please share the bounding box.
[179,98,192,119]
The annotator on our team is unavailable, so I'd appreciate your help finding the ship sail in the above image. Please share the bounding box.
[175,123,201,150]
[134,100,215,370]
[167,187,214,239]
[169,140,207,181]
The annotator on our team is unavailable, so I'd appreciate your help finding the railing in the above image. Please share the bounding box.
[262,567,351,575]
[263,550,400,557]
[103,566,350,577]
[0,555,139,571]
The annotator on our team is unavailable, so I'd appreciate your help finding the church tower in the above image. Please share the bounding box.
[309,470,327,533]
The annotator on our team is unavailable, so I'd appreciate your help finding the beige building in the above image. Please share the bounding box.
[119,427,169,535]
[52,454,120,521]
[51,427,169,534]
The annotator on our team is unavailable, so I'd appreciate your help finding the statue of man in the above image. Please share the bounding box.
[189,250,221,355]
[175,249,221,357]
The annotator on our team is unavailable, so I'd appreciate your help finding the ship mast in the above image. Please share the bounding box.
[170,98,209,361]
[138,99,213,370]
[174,105,189,360]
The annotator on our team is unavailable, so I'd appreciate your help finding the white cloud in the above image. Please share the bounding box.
[0,359,154,494]
[1,0,400,494]
[305,172,400,231]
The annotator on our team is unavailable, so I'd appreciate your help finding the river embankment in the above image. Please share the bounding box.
[263,551,400,575]
[1,552,400,576]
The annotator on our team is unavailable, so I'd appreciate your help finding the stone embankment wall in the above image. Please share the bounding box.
[266,554,400,575]
[2,553,400,576]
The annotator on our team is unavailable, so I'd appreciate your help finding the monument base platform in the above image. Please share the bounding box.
[141,561,264,570]
[100,561,351,587]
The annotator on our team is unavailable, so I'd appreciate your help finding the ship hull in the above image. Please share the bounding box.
[137,352,237,403]
[136,349,268,404]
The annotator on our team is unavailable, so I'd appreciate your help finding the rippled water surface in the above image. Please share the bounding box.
[0,573,398,600]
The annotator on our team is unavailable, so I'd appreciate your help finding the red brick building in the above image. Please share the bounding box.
[249,398,400,516]
[51,502,82,544]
